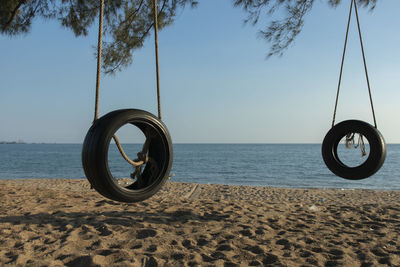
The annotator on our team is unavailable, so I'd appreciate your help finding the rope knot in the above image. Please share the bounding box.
[345,133,367,157]
[137,152,149,164]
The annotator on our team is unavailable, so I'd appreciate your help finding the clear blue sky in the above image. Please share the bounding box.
[1,0,399,143]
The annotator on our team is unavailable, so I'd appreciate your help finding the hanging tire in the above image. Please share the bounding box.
[82,109,173,202]
[322,120,386,180]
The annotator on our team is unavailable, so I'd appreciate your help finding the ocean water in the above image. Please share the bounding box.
[0,144,399,190]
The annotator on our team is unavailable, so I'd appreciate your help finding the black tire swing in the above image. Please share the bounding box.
[82,0,173,202]
[322,0,386,180]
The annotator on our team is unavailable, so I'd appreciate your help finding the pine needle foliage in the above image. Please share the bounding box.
[1,0,198,74]
[234,0,376,57]
[1,0,377,73]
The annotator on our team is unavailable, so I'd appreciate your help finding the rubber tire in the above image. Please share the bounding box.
[322,120,386,180]
[82,109,173,202]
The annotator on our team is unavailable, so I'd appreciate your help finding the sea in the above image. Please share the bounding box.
[1,144,399,190]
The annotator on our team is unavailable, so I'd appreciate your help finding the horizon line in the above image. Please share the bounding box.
[2,142,400,145]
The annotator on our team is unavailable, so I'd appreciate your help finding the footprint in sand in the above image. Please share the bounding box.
[210,251,226,260]
[201,254,213,263]
[276,239,291,250]
[328,248,344,260]
[94,200,119,207]
[306,258,319,265]
[216,244,233,252]
[4,252,18,265]
[56,254,71,261]
[299,249,312,258]
[171,253,185,260]
[182,239,194,249]
[311,246,323,253]
[196,238,209,246]
[378,257,392,265]
[86,240,101,250]
[146,244,157,252]
[255,227,265,235]
[325,260,340,266]
[239,229,253,237]
[136,229,157,239]
[304,237,314,244]
[65,255,95,267]
[143,256,158,267]
[96,225,112,236]
[262,253,279,265]
[244,245,264,255]
[131,243,142,249]
[13,241,24,249]
[371,247,387,257]
[249,260,262,266]
[97,249,114,256]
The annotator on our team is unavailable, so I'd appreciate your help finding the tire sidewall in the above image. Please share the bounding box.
[322,120,386,180]
[84,109,173,202]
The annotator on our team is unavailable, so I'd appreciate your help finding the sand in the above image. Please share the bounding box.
[0,179,399,267]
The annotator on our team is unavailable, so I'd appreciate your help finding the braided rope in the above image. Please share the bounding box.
[353,0,377,128]
[332,0,353,128]
[93,0,104,123]
[332,0,377,128]
[93,0,149,168]
[153,0,162,120]
[112,135,148,167]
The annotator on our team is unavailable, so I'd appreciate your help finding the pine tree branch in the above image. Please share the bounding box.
[3,0,27,31]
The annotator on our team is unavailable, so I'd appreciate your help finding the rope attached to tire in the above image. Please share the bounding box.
[332,0,377,128]
[92,0,162,169]
[322,0,386,180]
[82,0,173,202]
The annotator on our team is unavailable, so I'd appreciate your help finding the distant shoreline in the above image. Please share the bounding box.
[0,143,327,146]
[0,141,56,144]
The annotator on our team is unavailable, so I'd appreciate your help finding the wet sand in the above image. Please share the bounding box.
[1,179,399,266]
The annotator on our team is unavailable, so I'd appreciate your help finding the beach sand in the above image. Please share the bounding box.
[0,179,399,266]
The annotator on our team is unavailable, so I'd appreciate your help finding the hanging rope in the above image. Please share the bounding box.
[332,0,353,128]
[353,0,377,128]
[113,135,148,167]
[332,0,377,128]
[93,0,104,123]
[153,0,162,120]
[92,0,149,169]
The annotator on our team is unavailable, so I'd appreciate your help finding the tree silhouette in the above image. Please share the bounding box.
[1,0,377,73]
